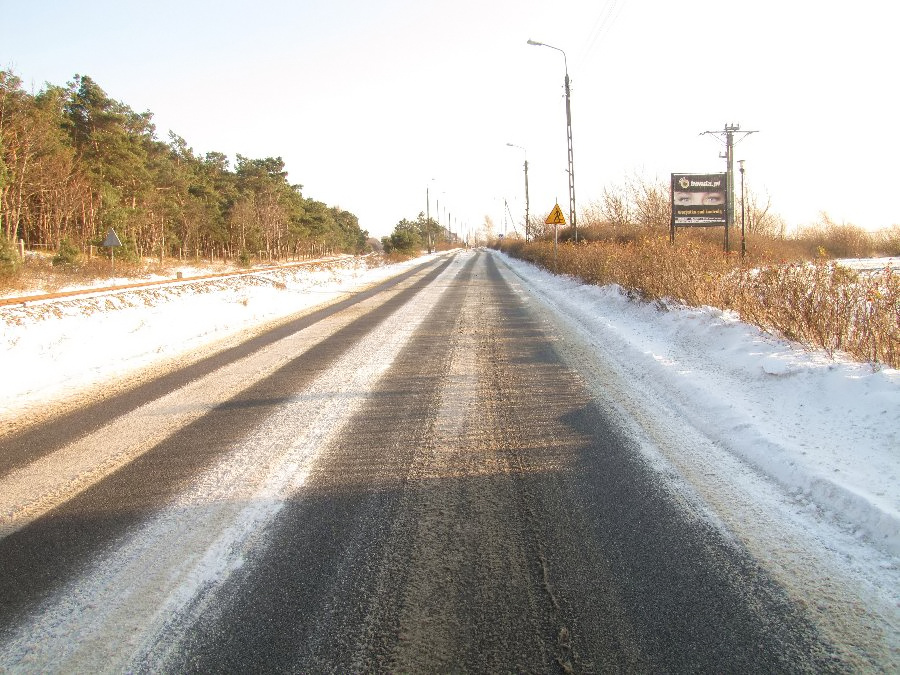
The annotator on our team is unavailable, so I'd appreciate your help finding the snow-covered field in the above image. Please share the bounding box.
[1,248,897,663]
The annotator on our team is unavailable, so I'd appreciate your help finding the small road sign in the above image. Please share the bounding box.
[103,229,122,248]
[545,204,566,225]
[103,228,123,273]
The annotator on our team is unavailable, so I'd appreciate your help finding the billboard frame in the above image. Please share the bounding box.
[670,172,729,248]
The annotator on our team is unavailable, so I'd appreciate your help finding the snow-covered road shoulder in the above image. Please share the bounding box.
[0,254,434,430]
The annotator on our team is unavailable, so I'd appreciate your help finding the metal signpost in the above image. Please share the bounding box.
[103,228,122,273]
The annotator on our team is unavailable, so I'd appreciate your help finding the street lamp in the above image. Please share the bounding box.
[527,38,577,242]
[426,179,433,253]
[506,143,530,241]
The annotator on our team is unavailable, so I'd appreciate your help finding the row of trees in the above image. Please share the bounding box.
[0,70,368,264]
[381,212,455,254]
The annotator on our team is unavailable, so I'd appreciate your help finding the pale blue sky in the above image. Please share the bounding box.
[2,0,897,238]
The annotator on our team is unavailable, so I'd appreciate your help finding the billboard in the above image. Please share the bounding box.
[670,173,727,227]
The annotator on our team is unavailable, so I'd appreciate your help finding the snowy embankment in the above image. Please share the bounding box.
[0,255,430,428]
[1,250,897,558]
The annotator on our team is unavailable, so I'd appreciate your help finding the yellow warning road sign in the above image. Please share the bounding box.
[545,203,566,225]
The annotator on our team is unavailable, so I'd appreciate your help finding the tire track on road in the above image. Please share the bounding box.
[147,253,481,673]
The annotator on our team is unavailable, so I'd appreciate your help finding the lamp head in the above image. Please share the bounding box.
[527,39,542,46]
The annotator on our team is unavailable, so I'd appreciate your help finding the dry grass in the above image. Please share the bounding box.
[499,233,899,369]
[0,251,188,296]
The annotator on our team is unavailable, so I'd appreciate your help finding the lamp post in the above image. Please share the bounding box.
[426,178,437,253]
[738,160,746,258]
[426,181,432,253]
[506,143,530,241]
[437,191,445,240]
[528,38,576,242]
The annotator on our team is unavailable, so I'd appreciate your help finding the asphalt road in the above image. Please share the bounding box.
[0,250,844,672]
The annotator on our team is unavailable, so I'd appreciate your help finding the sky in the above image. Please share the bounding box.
[2,0,898,239]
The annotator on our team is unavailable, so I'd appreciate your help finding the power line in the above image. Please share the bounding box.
[579,0,628,63]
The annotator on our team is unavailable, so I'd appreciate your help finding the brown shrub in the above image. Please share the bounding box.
[876,225,900,257]
[498,236,900,369]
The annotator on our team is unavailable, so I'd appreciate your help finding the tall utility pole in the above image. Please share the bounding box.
[565,73,575,242]
[506,143,530,240]
[738,159,746,258]
[426,183,432,253]
[701,123,757,252]
[528,39,576,242]
[436,192,444,249]
[524,157,530,240]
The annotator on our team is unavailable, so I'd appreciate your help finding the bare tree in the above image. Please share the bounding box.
[599,184,631,228]
[740,189,786,238]
[483,214,496,240]
[627,174,670,230]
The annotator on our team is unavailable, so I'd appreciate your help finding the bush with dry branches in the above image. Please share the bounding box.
[498,237,899,369]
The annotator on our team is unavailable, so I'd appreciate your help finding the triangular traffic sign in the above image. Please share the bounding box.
[545,203,566,225]
[102,228,122,247]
